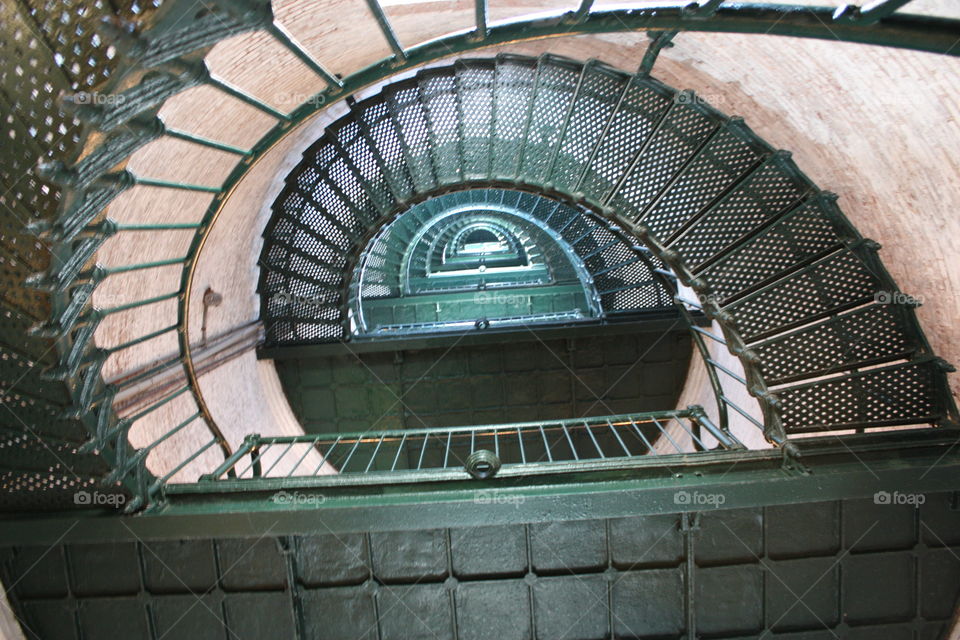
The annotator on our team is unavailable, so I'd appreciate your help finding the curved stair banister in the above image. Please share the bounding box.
[255,54,957,459]
[6,0,959,510]
[264,184,674,343]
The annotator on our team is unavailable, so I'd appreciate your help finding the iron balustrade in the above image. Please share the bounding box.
[8,0,957,511]
[200,409,744,485]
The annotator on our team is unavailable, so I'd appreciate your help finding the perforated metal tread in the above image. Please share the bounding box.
[262,182,671,344]
[694,193,854,303]
[752,303,921,387]
[256,53,953,437]
[8,19,954,516]
[777,358,951,433]
[0,0,152,511]
[725,246,883,344]
[260,62,684,342]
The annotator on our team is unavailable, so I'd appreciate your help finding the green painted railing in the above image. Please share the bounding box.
[199,408,744,486]
[7,0,958,512]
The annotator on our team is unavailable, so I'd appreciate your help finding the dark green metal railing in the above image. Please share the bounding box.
[4,0,958,512]
[277,187,673,341]
[199,408,743,486]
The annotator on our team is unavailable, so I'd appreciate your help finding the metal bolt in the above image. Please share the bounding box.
[464,449,501,479]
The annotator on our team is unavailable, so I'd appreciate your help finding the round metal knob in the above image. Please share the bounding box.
[464,449,501,479]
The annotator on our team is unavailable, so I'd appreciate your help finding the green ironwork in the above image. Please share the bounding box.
[292,188,675,339]
[260,310,692,358]
[163,127,253,156]
[3,427,955,545]
[199,409,739,486]
[114,222,202,231]
[3,6,960,638]
[265,23,343,89]
[366,0,407,61]
[836,0,915,25]
[243,53,953,468]
[5,488,960,639]
[97,291,181,317]
[132,176,224,194]
[2,0,958,516]
[475,0,488,38]
[96,323,180,357]
[205,75,291,120]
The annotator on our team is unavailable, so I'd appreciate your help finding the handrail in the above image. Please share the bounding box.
[199,409,744,484]
[23,0,958,510]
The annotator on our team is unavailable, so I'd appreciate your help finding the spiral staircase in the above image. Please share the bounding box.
[2,0,960,638]
[257,52,956,446]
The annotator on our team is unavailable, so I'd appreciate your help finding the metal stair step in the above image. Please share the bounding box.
[418,68,465,186]
[354,98,417,204]
[333,119,397,216]
[694,194,855,304]
[752,303,922,386]
[577,76,673,203]
[550,61,631,195]
[384,84,439,192]
[635,119,767,237]
[490,55,537,181]
[667,153,813,263]
[516,54,582,185]
[605,101,724,217]
[776,358,951,433]
[725,246,883,343]
[454,58,496,181]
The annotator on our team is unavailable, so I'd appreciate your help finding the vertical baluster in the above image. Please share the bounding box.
[443,431,452,468]
[672,417,708,451]
[262,440,298,477]
[365,0,406,61]
[417,434,429,470]
[653,417,684,453]
[239,442,269,478]
[287,435,322,477]
[152,438,219,490]
[539,425,553,462]
[266,24,343,88]
[561,423,579,460]
[340,436,365,473]
[517,427,527,464]
[199,422,249,480]
[607,420,632,457]
[629,419,656,455]
[310,436,342,476]
[475,0,488,38]
[390,433,408,471]
[364,435,386,473]
[573,0,594,22]
[584,421,605,458]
